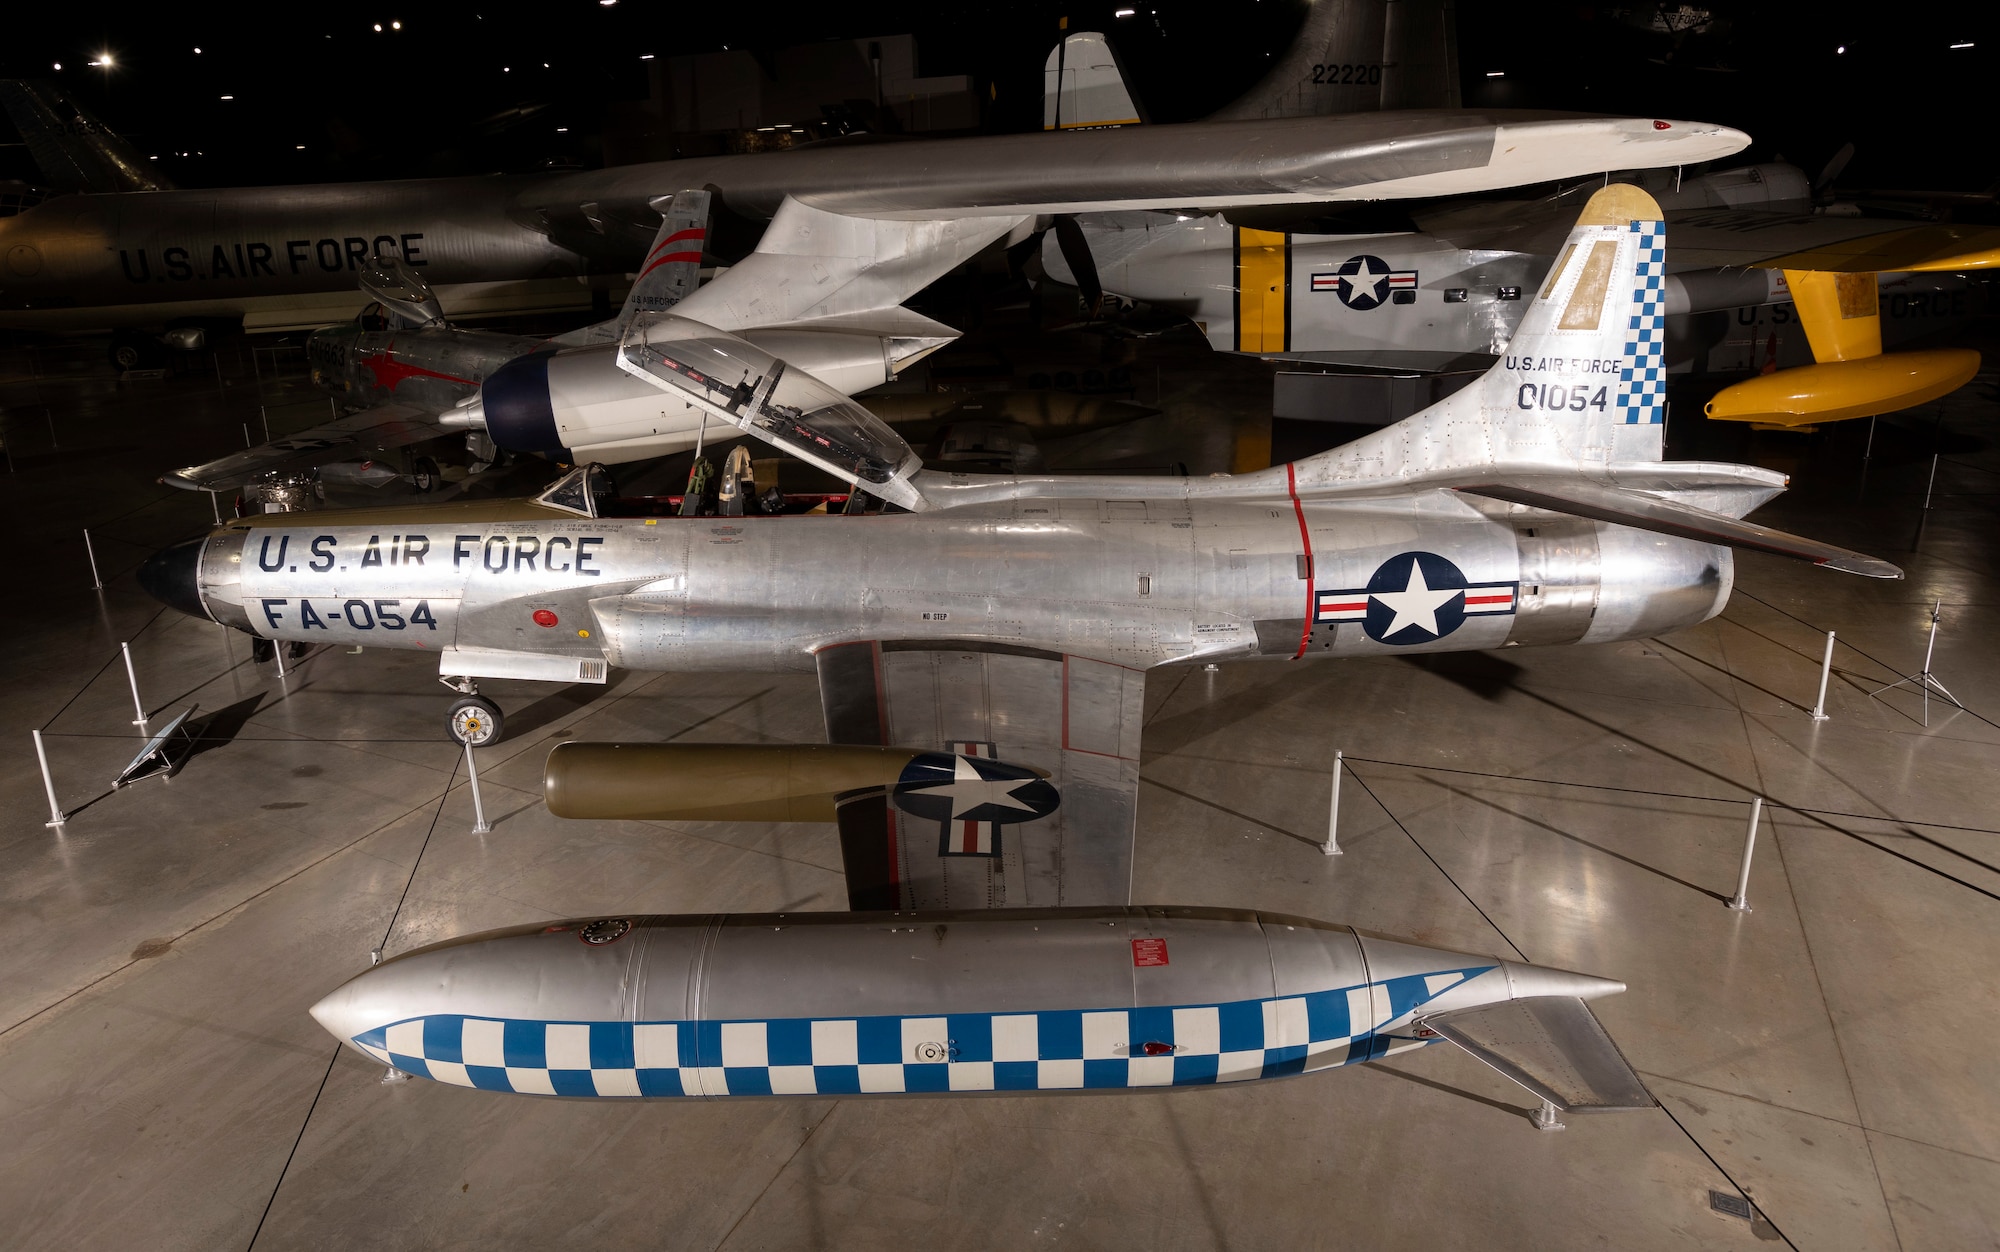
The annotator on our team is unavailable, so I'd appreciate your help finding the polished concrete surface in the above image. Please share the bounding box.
[0,334,1996,1250]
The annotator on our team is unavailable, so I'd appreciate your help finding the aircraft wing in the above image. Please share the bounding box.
[815,640,1145,912]
[1419,198,2000,272]
[1451,477,1903,578]
[161,403,449,494]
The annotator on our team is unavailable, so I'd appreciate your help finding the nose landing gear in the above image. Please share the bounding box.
[441,677,504,746]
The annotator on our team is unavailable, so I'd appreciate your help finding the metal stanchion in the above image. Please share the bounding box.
[273,641,287,678]
[241,422,252,448]
[1322,749,1344,856]
[260,405,272,442]
[1863,415,1877,461]
[208,491,221,524]
[33,729,67,827]
[465,741,492,834]
[1727,797,1761,912]
[121,642,149,732]
[83,529,103,590]
[1809,631,1835,722]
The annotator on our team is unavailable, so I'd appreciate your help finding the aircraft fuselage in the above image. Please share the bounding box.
[172,489,1730,682]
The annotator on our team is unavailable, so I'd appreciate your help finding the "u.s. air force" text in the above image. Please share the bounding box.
[254,532,605,575]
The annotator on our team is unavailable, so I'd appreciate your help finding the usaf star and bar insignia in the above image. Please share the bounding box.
[1311,254,1419,310]
[891,742,1061,859]
[1315,551,1518,646]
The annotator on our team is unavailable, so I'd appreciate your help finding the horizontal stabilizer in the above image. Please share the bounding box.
[1453,478,1903,578]
[161,404,449,494]
[1422,995,1654,1113]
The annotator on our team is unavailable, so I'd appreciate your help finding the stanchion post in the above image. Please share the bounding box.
[1727,797,1761,912]
[465,741,492,834]
[120,642,148,731]
[260,405,272,443]
[33,729,66,827]
[1322,749,1344,857]
[83,529,103,590]
[273,640,287,678]
[1809,631,1835,722]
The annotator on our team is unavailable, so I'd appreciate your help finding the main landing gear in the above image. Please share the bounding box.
[441,677,504,746]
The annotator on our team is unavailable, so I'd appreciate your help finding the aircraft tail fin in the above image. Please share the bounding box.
[0,79,171,193]
[1043,32,1144,130]
[1423,996,1654,1114]
[1208,0,1459,121]
[1298,183,1669,481]
[557,191,710,347]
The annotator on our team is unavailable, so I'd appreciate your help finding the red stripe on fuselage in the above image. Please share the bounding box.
[1288,462,1315,660]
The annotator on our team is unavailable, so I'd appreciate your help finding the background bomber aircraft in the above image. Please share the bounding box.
[0,0,1746,356]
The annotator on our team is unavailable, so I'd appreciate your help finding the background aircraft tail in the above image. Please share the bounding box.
[1043,32,1144,130]
[557,190,710,346]
[1208,0,1459,121]
[0,79,171,193]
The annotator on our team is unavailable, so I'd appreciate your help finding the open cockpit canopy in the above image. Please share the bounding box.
[615,315,924,511]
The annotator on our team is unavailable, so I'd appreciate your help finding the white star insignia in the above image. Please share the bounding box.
[1370,559,1461,638]
[905,756,1039,819]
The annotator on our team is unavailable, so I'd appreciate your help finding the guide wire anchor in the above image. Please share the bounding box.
[465,741,492,834]
[1808,630,1835,722]
[1322,749,1343,856]
[121,642,149,732]
[1727,797,1761,912]
[83,528,103,590]
[33,728,66,827]
[1532,1099,1566,1131]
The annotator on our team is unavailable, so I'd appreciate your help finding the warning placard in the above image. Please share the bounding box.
[1131,937,1169,967]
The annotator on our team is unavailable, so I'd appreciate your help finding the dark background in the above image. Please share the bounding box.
[4,2,1995,194]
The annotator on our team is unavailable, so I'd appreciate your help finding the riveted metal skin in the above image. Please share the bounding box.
[171,491,1731,672]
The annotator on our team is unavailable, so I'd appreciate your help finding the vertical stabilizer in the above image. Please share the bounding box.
[1296,184,1667,485]
[1380,0,1460,109]
[558,191,710,346]
[0,79,171,193]
[1209,0,1387,120]
[1042,33,1144,130]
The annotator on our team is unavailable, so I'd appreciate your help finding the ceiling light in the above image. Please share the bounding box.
[391,20,402,29]
[1486,70,1504,77]
[373,23,382,31]
[99,53,113,67]
[1950,41,1974,49]
[296,145,306,150]
[556,127,568,132]
[640,53,654,60]
[52,62,61,70]
[1836,45,1846,53]
[193,47,202,54]
[220,95,234,100]
[1114,6,1135,14]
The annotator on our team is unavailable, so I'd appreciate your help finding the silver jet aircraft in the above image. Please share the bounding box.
[144,185,1896,903]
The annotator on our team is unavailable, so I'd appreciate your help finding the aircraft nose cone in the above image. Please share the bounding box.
[309,979,366,1048]
[137,537,211,622]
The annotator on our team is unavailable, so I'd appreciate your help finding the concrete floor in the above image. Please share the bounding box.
[0,333,1996,1251]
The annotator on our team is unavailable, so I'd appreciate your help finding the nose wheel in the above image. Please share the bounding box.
[446,695,504,747]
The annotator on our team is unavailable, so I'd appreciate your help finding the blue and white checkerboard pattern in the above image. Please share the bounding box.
[350,966,1494,1097]
[1616,219,1668,425]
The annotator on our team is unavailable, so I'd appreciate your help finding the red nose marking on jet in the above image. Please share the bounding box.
[533,609,559,627]
[358,340,477,392]
[1652,120,1671,130]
